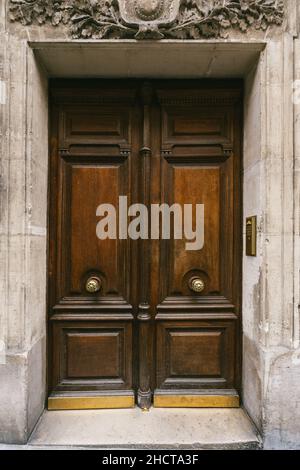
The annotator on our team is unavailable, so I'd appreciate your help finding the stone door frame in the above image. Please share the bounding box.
[0,31,299,447]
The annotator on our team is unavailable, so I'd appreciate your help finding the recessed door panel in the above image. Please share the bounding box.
[65,164,128,298]
[162,165,221,297]
[52,321,132,390]
[156,320,236,390]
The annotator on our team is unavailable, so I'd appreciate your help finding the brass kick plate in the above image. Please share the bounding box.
[154,394,240,408]
[246,216,257,256]
[48,395,135,410]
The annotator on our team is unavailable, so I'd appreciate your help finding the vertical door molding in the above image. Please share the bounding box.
[137,82,153,410]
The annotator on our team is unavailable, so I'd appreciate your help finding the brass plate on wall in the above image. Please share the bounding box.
[154,394,240,408]
[246,216,257,256]
[48,395,135,410]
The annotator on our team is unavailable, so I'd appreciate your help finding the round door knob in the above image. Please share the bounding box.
[85,277,102,294]
[189,277,205,293]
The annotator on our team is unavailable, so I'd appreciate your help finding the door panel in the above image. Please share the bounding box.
[163,166,221,296]
[156,320,236,389]
[69,165,127,297]
[48,80,242,410]
[153,84,241,406]
[48,84,139,409]
[51,321,132,391]
[161,107,231,146]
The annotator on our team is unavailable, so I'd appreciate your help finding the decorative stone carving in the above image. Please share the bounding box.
[133,0,165,21]
[119,0,180,38]
[9,0,284,40]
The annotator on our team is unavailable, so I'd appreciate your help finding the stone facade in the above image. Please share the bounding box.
[0,0,300,449]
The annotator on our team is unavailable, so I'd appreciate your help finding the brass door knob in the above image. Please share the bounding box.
[189,277,205,293]
[86,276,102,293]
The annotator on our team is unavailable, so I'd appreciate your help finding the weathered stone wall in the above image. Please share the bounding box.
[0,0,299,448]
[0,1,48,443]
[243,24,300,447]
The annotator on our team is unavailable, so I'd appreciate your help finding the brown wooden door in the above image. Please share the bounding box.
[48,80,242,410]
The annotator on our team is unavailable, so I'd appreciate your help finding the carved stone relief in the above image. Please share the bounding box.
[9,0,284,40]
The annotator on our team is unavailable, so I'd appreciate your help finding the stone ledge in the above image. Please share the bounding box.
[30,41,265,79]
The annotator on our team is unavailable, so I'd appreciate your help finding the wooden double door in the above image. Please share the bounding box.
[48,80,242,410]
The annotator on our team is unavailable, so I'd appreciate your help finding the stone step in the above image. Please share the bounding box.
[18,407,261,450]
